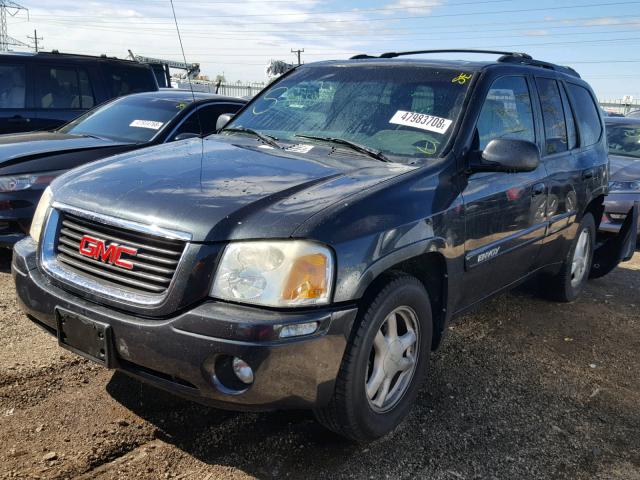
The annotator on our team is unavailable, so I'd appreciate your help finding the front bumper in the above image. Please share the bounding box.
[601,192,640,236]
[12,237,358,410]
[0,189,41,247]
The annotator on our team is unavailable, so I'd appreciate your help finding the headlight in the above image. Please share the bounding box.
[0,170,66,193]
[211,240,334,307]
[29,187,53,243]
[609,180,640,192]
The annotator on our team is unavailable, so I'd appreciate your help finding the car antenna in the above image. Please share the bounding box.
[169,0,204,182]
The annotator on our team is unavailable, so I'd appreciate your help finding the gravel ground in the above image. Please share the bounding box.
[0,250,639,479]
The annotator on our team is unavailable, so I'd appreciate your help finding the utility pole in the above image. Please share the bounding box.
[27,29,42,52]
[0,1,29,52]
[291,48,304,66]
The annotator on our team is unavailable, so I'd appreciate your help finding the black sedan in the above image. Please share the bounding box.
[0,90,245,246]
[601,117,640,240]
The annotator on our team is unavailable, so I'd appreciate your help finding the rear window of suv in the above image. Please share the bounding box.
[567,83,602,147]
[105,65,156,97]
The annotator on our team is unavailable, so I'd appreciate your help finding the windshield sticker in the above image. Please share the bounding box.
[257,145,275,150]
[130,120,164,130]
[389,111,452,135]
[451,73,473,85]
[285,144,314,154]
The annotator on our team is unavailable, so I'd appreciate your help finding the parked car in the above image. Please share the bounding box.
[0,90,245,246]
[627,110,640,118]
[600,117,640,240]
[0,51,159,134]
[12,50,637,441]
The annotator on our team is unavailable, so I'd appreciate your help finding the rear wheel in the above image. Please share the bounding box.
[314,274,432,441]
[546,213,595,302]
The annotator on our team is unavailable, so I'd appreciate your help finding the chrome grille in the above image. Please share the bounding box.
[55,212,185,295]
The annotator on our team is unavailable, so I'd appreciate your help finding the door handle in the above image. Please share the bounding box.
[582,169,595,180]
[532,183,546,197]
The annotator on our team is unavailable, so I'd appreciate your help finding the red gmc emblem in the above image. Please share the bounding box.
[78,235,138,270]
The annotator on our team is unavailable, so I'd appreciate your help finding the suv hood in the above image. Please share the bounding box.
[0,131,130,171]
[609,154,640,181]
[52,136,415,242]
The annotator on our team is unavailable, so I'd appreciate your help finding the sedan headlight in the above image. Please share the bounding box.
[609,180,640,192]
[29,187,53,243]
[0,170,66,193]
[211,240,334,307]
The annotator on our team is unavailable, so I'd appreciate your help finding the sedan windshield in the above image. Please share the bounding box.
[59,96,191,143]
[224,64,472,161]
[607,123,640,159]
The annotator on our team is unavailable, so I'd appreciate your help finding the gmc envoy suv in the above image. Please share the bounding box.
[12,50,638,441]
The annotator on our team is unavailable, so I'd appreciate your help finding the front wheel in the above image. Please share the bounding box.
[546,213,595,302]
[314,274,433,441]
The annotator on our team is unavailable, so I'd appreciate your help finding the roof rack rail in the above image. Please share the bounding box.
[497,54,581,78]
[350,49,532,60]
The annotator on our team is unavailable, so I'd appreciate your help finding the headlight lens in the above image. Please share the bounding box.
[211,240,334,307]
[609,180,640,192]
[29,187,53,243]
[0,170,66,193]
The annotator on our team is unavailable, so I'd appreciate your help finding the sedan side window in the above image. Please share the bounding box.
[172,103,243,139]
[476,76,535,150]
[0,65,26,108]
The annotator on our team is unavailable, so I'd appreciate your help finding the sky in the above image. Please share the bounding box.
[4,0,640,100]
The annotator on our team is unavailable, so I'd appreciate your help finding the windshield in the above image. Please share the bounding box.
[607,123,640,159]
[59,96,191,143]
[225,64,472,161]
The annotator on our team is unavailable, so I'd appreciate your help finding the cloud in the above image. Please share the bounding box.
[523,30,550,37]
[381,0,444,15]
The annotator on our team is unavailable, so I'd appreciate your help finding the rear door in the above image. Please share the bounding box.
[0,61,38,133]
[460,75,548,306]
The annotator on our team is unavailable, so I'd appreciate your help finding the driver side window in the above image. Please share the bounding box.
[476,76,535,150]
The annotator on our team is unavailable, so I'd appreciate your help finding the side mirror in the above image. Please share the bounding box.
[216,113,234,131]
[172,132,200,142]
[470,139,541,174]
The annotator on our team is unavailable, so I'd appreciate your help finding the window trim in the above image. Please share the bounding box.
[0,63,27,110]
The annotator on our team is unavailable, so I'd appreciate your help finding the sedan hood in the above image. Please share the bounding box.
[609,154,640,181]
[52,136,415,242]
[0,131,130,170]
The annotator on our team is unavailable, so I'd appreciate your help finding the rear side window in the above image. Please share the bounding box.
[106,65,156,97]
[0,64,26,108]
[559,84,577,150]
[35,66,95,109]
[535,78,568,155]
[567,84,603,147]
[476,76,535,150]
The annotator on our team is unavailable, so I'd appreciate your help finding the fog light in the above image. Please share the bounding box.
[279,321,319,338]
[232,357,254,384]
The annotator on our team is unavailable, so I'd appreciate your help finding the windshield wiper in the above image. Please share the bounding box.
[295,134,390,162]
[223,127,281,149]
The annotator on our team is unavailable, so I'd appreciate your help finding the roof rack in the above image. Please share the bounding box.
[349,49,581,78]
[350,49,532,60]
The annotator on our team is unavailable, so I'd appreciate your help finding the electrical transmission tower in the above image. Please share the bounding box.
[0,1,29,52]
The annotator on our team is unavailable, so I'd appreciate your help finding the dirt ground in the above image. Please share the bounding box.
[0,250,638,480]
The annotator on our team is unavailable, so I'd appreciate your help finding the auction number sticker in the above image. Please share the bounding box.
[389,111,452,135]
[130,119,164,130]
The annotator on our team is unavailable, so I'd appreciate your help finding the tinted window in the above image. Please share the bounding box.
[567,84,603,147]
[36,67,81,109]
[606,123,640,159]
[560,83,577,150]
[476,76,535,150]
[173,103,242,139]
[78,69,95,108]
[535,78,568,155]
[59,95,187,143]
[0,64,26,108]
[107,65,156,97]
[226,66,472,160]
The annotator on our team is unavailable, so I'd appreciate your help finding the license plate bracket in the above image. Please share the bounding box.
[56,309,113,367]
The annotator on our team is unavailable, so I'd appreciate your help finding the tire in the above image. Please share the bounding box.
[546,213,596,302]
[314,273,433,441]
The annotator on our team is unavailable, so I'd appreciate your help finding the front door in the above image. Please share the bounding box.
[460,75,547,307]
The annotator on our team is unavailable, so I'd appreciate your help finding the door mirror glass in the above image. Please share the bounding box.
[471,138,541,173]
[172,132,200,141]
[216,113,234,131]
